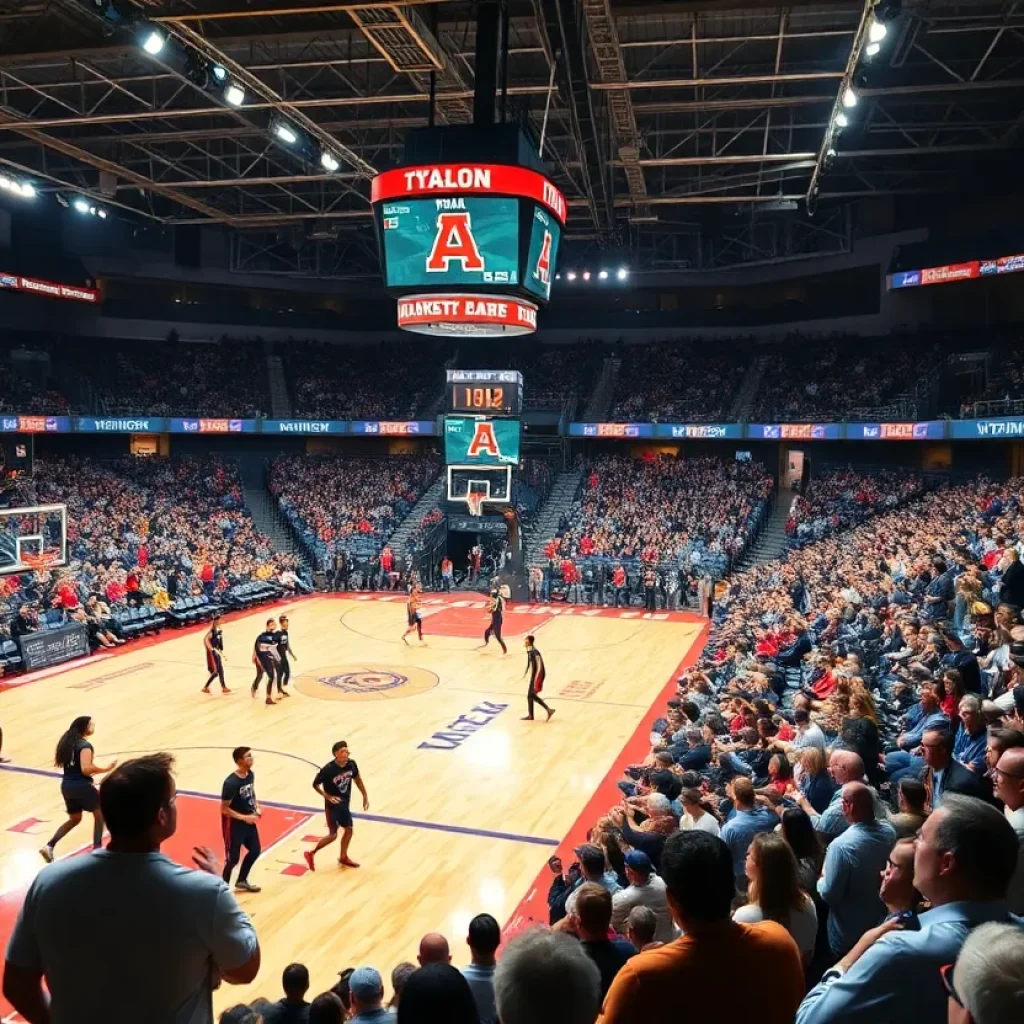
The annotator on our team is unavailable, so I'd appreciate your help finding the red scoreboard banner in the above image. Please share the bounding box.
[396,293,538,336]
[0,272,99,303]
[371,164,568,225]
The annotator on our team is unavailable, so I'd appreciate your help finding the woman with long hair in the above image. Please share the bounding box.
[780,806,825,893]
[796,746,836,814]
[733,832,817,964]
[842,686,882,786]
[40,716,116,862]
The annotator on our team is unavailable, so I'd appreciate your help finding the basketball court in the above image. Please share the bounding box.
[0,593,705,1015]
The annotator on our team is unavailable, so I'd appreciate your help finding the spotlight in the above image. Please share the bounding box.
[98,209,107,219]
[141,28,165,56]
[598,270,609,280]
[868,19,888,44]
[835,112,849,128]
[89,206,97,215]
[865,42,881,57]
[617,267,628,281]
[566,271,577,281]
[555,273,561,280]
[842,87,858,108]
[224,83,246,107]
[212,65,228,82]
[0,176,10,190]
[320,151,340,172]
[73,198,91,214]
[827,147,837,158]
[582,271,591,281]
[274,123,299,145]
[19,182,35,198]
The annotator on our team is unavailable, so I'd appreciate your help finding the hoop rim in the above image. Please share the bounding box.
[466,491,487,517]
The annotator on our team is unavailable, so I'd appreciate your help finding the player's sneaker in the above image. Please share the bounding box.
[303,850,315,872]
[235,880,262,893]
[265,697,275,705]
[339,856,360,868]
[39,845,54,863]
[250,685,258,698]
[546,708,556,721]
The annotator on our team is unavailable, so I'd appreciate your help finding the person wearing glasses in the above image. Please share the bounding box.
[992,746,1024,914]
[796,795,1020,1024]
[942,921,1024,1024]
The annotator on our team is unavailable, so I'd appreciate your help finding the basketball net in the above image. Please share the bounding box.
[20,552,59,572]
[467,492,486,518]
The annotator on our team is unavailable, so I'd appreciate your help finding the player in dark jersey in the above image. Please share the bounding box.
[221,746,262,893]
[202,615,229,694]
[478,588,508,655]
[522,635,554,721]
[40,715,117,862]
[402,583,426,645]
[275,614,296,696]
[303,740,369,871]
[251,617,282,705]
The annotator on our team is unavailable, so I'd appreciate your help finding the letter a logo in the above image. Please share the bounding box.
[426,212,485,272]
[533,230,552,287]
[467,421,501,459]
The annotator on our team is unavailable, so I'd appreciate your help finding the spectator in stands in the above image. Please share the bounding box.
[993,746,1024,912]
[921,727,992,806]
[493,928,601,1024]
[600,831,804,1024]
[610,850,675,944]
[347,967,387,1024]
[624,906,662,953]
[733,832,818,964]
[889,777,929,839]
[946,921,1024,1024]
[719,776,779,888]
[879,837,923,921]
[416,933,451,967]
[308,992,345,1024]
[395,963,478,1024]
[387,963,415,1014]
[460,913,499,1024]
[3,753,260,1022]
[261,963,311,1024]
[556,882,634,999]
[817,782,897,958]
[797,795,1020,1023]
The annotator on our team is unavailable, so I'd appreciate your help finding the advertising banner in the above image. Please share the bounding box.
[0,415,71,433]
[167,418,258,434]
[261,420,346,435]
[654,423,744,439]
[846,421,947,440]
[569,423,656,439]
[76,417,167,433]
[949,416,1024,439]
[747,424,842,440]
[350,420,436,436]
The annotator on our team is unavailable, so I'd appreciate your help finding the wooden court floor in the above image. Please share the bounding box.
[0,593,705,1015]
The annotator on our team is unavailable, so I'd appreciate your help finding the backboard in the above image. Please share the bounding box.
[446,465,512,505]
[0,504,68,574]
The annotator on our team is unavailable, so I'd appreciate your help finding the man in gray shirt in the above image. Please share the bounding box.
[3,753,260,1024]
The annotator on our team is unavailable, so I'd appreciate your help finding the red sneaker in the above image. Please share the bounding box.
[303,850,315,872]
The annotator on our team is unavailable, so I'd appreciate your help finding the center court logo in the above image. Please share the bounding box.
[294,663,439,702]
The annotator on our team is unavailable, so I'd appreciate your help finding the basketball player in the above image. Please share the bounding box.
[40,716,116,862]
[522,635,554,721]
[275,614,296,696]
[201,615,229,694]
[304,740,369,871]
[221,746,262,893]
[478,587,507,655]
[402,583,426,645]
[251,618,281,705]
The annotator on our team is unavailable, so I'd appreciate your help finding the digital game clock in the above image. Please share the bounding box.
[445,369,523,417]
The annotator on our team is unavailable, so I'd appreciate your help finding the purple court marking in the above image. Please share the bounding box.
[0,762,559,847]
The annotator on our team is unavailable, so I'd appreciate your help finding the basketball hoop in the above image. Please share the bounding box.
[20,552,59,572]
[467,491,486,518]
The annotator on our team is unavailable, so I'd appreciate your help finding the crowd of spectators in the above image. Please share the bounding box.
[609,345,748,423]
[959,342,1024,418]
[748,337,937,423]
[0,360,70,415]
[268,454,441,571]
[0,455,301,643]
[787,468,928,547]
[549,454,774,579]
[94,338,271,417]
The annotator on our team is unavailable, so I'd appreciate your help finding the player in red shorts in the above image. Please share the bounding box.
[522,634,554,721]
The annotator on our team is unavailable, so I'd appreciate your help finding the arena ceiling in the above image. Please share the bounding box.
[0,0,1021,275]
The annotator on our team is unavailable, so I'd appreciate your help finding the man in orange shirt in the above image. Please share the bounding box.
[599,831,803,1024]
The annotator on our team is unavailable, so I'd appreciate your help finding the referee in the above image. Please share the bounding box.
[221,746,262,893]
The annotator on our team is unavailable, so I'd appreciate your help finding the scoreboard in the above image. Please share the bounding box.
[446,369,523,417]
[444,417,521,467]
[382,197,520,288]
[371,162,566,336]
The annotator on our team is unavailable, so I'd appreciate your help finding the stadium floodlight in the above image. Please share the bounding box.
[224,83,246,107]
[827,147,837,158]
[0,176,10,191]
[555,273,561,280]
[320,151,340,172]
[141,28,165,56]
[566,271,577,281]
[274,123,299,145]
[617,267,629,281]
[19,181,35,198]
[582,271,591,281]
[865,42,881,57]
[842,87,858,108]
[598,270,609,280]
[868,19,888,44]
[212,65,228,82]
[835,112,850,128]
[73,198,91,214]
[97,209,108,219]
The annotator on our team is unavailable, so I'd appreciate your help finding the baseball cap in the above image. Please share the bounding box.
[348,966,383,1002]
[1010,641,1024,667]
[624,850,653,875]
